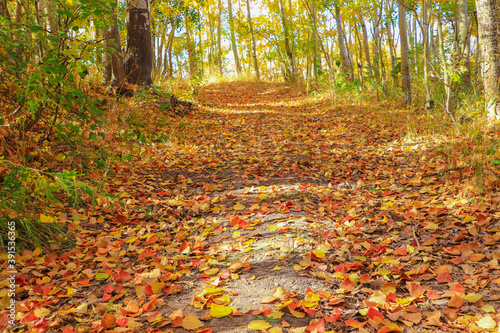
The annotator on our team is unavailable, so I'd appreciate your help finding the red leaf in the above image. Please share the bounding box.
[368,307,384,320]
[116,316,128,327]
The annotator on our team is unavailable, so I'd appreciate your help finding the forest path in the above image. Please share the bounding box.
[13,82,500,333]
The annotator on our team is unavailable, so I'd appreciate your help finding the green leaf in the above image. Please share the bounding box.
[89,132,97,142]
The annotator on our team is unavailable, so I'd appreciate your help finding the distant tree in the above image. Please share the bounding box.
[399,0,412,105]
[125,0,153,85]
[246,0,260,80]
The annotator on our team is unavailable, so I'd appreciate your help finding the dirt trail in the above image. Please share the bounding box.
[8,82,500,333]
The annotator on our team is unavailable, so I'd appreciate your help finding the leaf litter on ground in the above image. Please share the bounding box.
[2,81,500,333]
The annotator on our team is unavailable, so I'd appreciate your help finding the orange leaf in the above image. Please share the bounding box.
[100,313,116,329]
[346,318,367,328]
[182,315,204,330]
[408,282,425,298]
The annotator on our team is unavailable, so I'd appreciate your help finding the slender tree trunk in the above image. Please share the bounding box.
[354,23,364,85]
[156,37,164,79]
[246,0,260,80]
[125,0,152,85]
[334,5,353,82]
[199,27,204,77]
[475,0,500,120]
[208,11,215,74]
[0,0,10,19]
[458,0,471,87]
[279,0,295,80]
[437,13,454,116]
[373,16,381,79]
[101,27,112,85]
[45,0,57,37]
[422,0,433,106]
[185,10,196,76]
[217,0,223,75]
[109,8,126,88]
[359,11,373,76]
[165,19,176,77]
[386,2,397,81]
[399,0,412,105]
[310,0,319,78]
[227,0,242,75]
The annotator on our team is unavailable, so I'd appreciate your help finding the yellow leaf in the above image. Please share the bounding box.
[476,316,496,330]
[248,320,272,330]
[233,203,245,210]
[273,287,288,299]
[95,272,109,280]
[59,287,76,298]
[465,293,483,303]
[56,153,66,162]
[313,249,325,258]
[34,308,51,317]
[182,315,204,330]
[205,268,219,276]
[273,266,281,271]
[267,311,284,319]
[482,305,496,313]
[269,328,283,333]
[40,214,56,223]
[75,303,88,314]
[232,231,240,239]
[150,282,166,294]
[33,247,42,257]
[210,303,232,318]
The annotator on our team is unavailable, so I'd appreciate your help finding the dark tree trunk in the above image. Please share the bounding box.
[125,0,153,85]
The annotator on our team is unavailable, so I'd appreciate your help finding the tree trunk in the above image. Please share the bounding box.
[310,0,319,78]
[279,0,295,80]
[475,0,500,120]
[184,10,196,76]
[359,11,373,76]
[246,0,260,80]
[399,0,412,105]
[334,5,353,82]
[0,0,10,19]
[45,0,57,37]
[422,0,433,105]
[109,7,126,88]
[458,0,471,87]
[437,13,454,116]
[217,0,223,75]
[125,0,153,85]
[386,12,396,79]
[101,27,112,85]
[227,0,242,75]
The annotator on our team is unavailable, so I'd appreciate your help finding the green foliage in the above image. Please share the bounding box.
[0,162,98,251]
[0,0,113,144]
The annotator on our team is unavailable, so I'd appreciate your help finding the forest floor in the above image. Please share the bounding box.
[4,81,500,333]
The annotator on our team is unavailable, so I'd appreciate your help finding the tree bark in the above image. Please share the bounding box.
[334,5,353,82]
[246,0,260,80]
[125,0,153,85]
[217,0,223,75]
[227,0,242,75]
[422,0,433,105]
[279,0,295,80]
[475,0,500,120]
[109,8,126,88]
[399,0,412,105]
[185,10,196,76]
[359,11,373,76]
[458,0,471,87]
